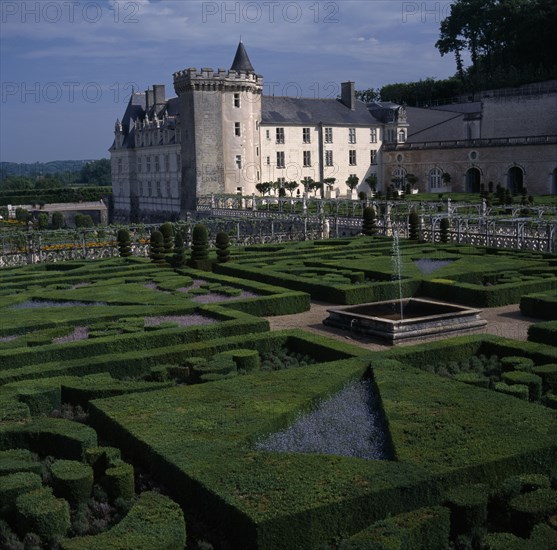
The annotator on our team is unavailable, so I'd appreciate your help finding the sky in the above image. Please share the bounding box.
[0,0,460,163]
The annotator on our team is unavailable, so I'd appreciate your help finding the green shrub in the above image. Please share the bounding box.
[443,483,489,543]
[51,459,94,505]
[0,471,42,512]
[543,392,557,410]
[500,356,534,372]
[529,523,557,549]
[439,218,450,243]
[216,232,231,263]
[103,460,134,502]
[149,230,165,264]
[494,381,529,401]
[501,371,542,401]
[481,531,524,550]
[0,399,31,422]
[16,487,70,540]
[191,224,208,261]
[509,488,557,536]
[532,364,557,392]
[408,210,420,241]
[60,491,186,550]
[453,372,490,388]
[116,229,132,258]
[362,207,377,236]
[171,230,187,268]
[217,349,260,372]
[85,446,121,477]
[0,448,41,476]
[159,222,174,255]
[340,506,450,550]
[16,385,61,416]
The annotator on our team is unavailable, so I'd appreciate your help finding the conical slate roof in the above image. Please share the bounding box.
[230,41,255,72]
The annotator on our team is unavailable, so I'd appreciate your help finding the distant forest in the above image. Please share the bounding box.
[357,0,557,106]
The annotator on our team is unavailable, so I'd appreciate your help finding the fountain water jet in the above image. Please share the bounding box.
[391,229,404,320]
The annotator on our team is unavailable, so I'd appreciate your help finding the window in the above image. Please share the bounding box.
[276,151,285,168]
[370,128,378,143]
[303,151,311,167]
[234,122,241,136]
[277,177,286,187]
[349,150,357,166]
[137,157,142,173]
[429,168,443,190]
[165,154,170,172]
[234,93,240,108]
[349,128,356,144]
[386,129,396,143]
[325,150,333,167]
[256,146,259,156]
[266,129,270,140]
[276,128,285,144]
[398,130,406,143]
[324,127,333,143]
[155,156,160,172]
[235,155,242,169]
[146,156,151,173]
[147,181,153,196]
[117,158,122,173]
[166,181,171,197]
[156,181,161,197]
[392,167,406,189]
[370,150,377,165]
[303,128,311,143]
[139,182,143,196]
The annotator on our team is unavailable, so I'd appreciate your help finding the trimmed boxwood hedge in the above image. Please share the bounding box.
[339,505,450,550]
[443,483,489,542]
[51,459,94,505]
[533,364,557,392]
[0,448,41,476]
[0,471,42,512]
[15,486,70,540]
[501,371,543,402]
[103,460,134,502]
[528,320,557,347]
[60,491,186,550]
[520,290,557,320]
[509,488,557,537]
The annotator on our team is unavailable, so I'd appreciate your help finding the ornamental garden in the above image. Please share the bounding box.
[1,227,557,549]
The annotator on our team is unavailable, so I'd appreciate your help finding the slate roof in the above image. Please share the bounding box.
[230,41,255,73]
[261,96,378,126]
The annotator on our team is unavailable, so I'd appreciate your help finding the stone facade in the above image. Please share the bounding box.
[110,43,405,221]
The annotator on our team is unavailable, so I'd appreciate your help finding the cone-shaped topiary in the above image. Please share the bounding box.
[191,224,209,261]
[408,210,420,240]
[171,230,187,268]
[216,231,230,263]
[159,222,174,255]
[362,206,377,236]
[116,228,132,257]
[149,230,165,264]
[440,217,450,243]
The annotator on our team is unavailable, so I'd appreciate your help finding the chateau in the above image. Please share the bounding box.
[110,42,407,221]
[110,43,557,221]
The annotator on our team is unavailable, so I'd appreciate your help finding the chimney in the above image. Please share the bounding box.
[341,81,356,111]
[145,88,155,112]
[153,84,166,113]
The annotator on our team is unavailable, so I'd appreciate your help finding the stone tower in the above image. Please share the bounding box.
[173,42,263,211]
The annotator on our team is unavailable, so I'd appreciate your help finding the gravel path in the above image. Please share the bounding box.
[265,300,540,352]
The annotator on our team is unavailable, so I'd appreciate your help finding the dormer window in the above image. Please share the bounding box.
[398,130,406,143]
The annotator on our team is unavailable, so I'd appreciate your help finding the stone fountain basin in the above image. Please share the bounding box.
[324,298,487,343]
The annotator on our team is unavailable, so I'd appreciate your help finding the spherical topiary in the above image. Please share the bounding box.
[362,206,377,236]
[149,230,165,264]
[50,459,93,505]
[215,231,230,263]
[408,210,420,240]
[116,228,132,257]
[159,222,174,255]
[191,224,209,261]
[440,217,450,243]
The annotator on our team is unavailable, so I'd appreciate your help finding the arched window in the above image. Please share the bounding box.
[508,166,524,194]
[466,168,481,193]
[397,129,406,143]
[391,167,406,190]
[428,168,443,190]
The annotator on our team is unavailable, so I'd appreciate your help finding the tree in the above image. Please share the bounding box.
[215,232,231,263]
[365,175,377,194]
[171,230,187,268]
[362,206,377,236]
[117,228,132,257]
[79,159,111,185]
[15,208,30,223]
[75,214,94,228]
[149,230,165,264]
[255,182,272,196]
[51,211,64,229]
[301,177,315,195]
[191,224,209,261]
[159,222,174,255]
[440,217,450,243]
[408,210,420,240]
[283,181,299,196]
[37,213,49,230]
[355,88,381,103]
[323,177,336,192]
[345,175,359,193]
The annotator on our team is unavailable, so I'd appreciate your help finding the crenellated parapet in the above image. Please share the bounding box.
[173,67,263,95]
